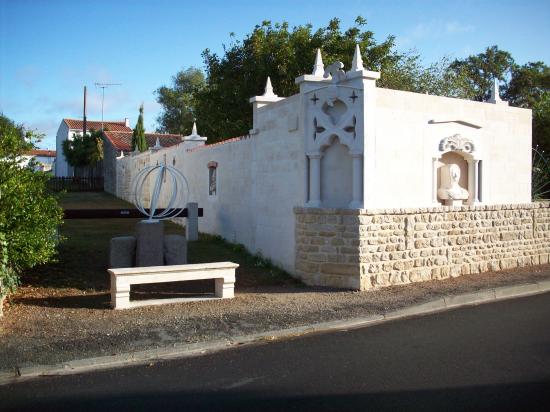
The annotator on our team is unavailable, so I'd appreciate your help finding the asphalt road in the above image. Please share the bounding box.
[2,293,550,412]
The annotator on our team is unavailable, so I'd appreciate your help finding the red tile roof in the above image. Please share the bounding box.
[26,149,56,157]
[103,131,183,152]
[63,118,132,132]
[186,135,251,152]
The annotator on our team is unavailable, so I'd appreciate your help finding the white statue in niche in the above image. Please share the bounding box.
[438,163,469,206]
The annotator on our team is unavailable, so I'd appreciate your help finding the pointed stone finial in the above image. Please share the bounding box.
[487,78,508,105]
[312,49,324,76]
[490,78,501,102]
[151,137,162,151]
[183,121,207,144]
[262,77,277,97]
[249,76,283,104]
[351,44,364,71]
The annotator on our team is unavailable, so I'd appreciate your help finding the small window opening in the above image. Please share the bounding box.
[207,161,218,196]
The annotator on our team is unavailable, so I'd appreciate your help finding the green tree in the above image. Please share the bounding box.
[193,17,421,140]
[448,45,515,101]
[505,62,550,107]
[505,62,550,153]
[532,92,550,153]
[0,114,63,301]
[132,104,147,152]
[157,17,483,141]
[155,67,205,135]
[62,128,104,176]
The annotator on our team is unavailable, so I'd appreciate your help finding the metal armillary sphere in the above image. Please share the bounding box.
[131,164,190,221]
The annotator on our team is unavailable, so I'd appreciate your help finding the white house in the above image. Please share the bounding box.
[55,118,132,177]
[108,47,549,290]
[21,149,56,172]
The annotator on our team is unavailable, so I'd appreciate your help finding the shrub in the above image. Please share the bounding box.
[0,114,63,301]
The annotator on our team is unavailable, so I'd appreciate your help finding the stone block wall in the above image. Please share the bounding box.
[294,202,550,290]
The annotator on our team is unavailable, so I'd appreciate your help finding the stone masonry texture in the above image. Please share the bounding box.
[294,202,550,290]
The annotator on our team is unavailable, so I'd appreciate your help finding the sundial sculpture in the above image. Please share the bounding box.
[109,163,193,268]
[131,163,190,222]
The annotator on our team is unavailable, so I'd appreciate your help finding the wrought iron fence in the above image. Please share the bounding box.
[48,177,104,192]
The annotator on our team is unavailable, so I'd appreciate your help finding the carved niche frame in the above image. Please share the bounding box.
[431,129,483,206]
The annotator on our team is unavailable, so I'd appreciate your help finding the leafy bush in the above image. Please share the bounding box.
[0,114,63,300]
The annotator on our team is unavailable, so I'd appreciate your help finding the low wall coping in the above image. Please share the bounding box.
[294,202,550,216]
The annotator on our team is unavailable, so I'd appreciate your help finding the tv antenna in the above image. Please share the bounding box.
[94,82,121,130]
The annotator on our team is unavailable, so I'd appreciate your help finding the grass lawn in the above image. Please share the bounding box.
[20,192,300,304]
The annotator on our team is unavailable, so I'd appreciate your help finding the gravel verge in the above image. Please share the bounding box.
[1,264,550,371]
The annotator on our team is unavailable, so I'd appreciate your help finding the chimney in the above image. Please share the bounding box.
[125,118,130,127]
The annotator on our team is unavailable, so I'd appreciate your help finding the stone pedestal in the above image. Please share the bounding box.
[136,220,164,267]
[443,199,464,206]
[164,234,187,265]
[110,236,136,268]
[186,202,199,241]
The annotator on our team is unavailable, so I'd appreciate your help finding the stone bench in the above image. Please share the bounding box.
[108,262,238,310]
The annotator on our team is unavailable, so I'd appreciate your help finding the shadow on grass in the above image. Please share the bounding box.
[17,192,305,309]
[24,227,302,291]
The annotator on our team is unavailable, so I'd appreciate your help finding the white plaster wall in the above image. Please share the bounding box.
[115,95,305,273]
[372,88,532,208]
[113,78,532,276]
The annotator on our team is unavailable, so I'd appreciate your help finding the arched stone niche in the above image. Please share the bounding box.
[432,134,481,206]
[437,151,469,203]
[320,136,353,208]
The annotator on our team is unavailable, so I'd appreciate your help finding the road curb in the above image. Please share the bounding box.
[1,279,549,386]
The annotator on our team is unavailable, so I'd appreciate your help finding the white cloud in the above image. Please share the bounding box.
[445,21,474,34]
[399,20,475,47]
[15,65,40,88]
[411,23,432,39]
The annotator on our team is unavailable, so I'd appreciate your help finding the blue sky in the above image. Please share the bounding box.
[1,0,549,149]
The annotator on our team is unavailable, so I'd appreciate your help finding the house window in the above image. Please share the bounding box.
[208,161,218,196]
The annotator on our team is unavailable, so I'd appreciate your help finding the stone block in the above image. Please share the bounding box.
[136,220,165,267]
[164,234,187,265]
[320,263,359,276]
[110,236,136,268]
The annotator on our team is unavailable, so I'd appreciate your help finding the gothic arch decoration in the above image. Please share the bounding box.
[307,86,363,153]
[304,65,364,208]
